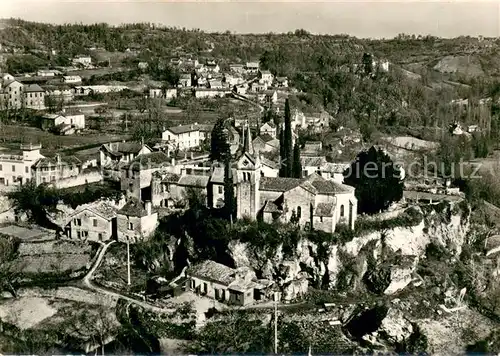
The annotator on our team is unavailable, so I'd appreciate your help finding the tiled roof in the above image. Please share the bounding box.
[261,122,276,129]
[126,151,171,170]
[307,175,354,194]
[76,201,118,220]
[24,84,45,93]
[166,124,204,135]
[187,260,235,286]
[209,166,237,184]
[301,156,327,167]
[177,174,210,188]
[321,162,350,174]
[260,157,279,169]
[314,202,335,217]
[162,173,181,184]
[103,142,144,155]
[260,177,304,192]
[34,155,81,168]
[118,198,148,217]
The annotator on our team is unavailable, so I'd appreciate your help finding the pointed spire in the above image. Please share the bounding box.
[243,122,254,155]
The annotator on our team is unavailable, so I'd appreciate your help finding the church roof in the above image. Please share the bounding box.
[308,176,354,194]
[260,177,304,192]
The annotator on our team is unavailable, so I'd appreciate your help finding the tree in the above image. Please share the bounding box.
[187,311,271,354]
[362,53,374,77]
[292,142,302,178]
[7,181,61,227]
[343,146,404,214]
[210,118,230,162]
[224,157,236,221]
[279,127,286,177]
[283,99,293,177]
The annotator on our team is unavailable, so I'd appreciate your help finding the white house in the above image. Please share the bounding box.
[162,123,205,150]
[245,62,260,74]
[259,70,274,85]
[72,55,92,67]
[259,122,277,138]
[62,75,82,84]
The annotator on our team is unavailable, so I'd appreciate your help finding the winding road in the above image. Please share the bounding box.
[82,240,170,313]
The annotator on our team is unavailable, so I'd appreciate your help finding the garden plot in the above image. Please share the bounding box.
[0,225,54,242]
[382,136,439,151]
[0,297,57,330]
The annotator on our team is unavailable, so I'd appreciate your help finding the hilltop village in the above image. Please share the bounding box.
[1,19,500,354]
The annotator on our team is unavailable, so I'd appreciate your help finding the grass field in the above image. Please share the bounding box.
[0,125,129,154]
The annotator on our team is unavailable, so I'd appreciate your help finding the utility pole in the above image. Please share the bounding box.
[127,237,131,286]
[274,291,279,354]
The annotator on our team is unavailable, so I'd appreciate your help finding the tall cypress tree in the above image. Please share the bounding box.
[279,126,286,177]
[210,118,230,162]
[224,156,236,221]
[292,142,302,178]
[284,98,293,177]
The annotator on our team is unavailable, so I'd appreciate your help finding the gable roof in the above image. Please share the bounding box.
[187,260,235,286]
[165,123,203,135]
[301,156,327,167]
[306,174,354,195]
[118,198,150,218]
[260,157,279,169]
[66,200,118,223]
[260,177,305,192]
[24,84,45,93]
[177,174,210,188]
[33,155,81,168]
[125,151,172,170]
[101,142,149,155]
[260,122,276,130]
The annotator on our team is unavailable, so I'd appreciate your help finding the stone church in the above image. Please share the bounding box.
[152,125,358,233]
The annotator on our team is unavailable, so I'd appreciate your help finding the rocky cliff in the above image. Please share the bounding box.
[227,202,470,302]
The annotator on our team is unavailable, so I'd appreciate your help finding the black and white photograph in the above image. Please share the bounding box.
[0,0,499,354]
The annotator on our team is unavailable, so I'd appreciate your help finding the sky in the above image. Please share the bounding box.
[1,0,499,39]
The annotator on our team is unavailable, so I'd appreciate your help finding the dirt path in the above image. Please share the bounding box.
[83,241,172,313]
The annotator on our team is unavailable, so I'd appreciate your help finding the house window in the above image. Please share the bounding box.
[75,218,82,226]
[129,183,133,192]
[297,206,302,219]
[77,231,81,238]
[82,231,88,238]
[98,233,103,240]
[25,166,28,173]
[50,176,55,182]
[0,164,2,171]
[93,219,97,227]
[340,205,345,217]
[128,222,134,230]
[218,186,223,194]
[11,165,15,172]
[320,216,323,222]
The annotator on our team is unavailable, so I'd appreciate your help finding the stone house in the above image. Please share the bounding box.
[252,134,279,153]
[62,75,82,84]
[99,142,152,181]
[229,63,245,74]
[117,199,158,243]
[23,84,46,109]
[186,260,271,306]
[121,151,174,201]
[300,156,327,177]
[41,110,85,133]
[151,170,210,208]
[31,155,82,185]
[63,201,118,242]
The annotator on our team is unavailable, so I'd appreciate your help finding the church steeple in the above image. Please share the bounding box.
[243,122,254,155]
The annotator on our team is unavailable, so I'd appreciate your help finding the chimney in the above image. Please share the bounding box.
[145,200,152,215]
[171,157,176,167]
[190,152,194,160]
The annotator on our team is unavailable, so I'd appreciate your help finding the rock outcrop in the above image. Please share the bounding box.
[227,202,470,296]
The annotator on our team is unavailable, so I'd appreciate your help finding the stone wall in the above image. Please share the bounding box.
[52,170,102,189]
